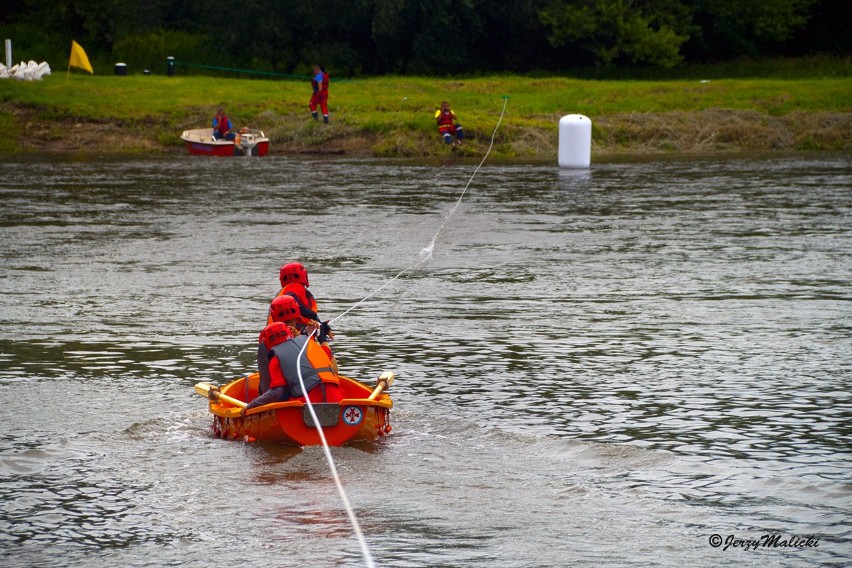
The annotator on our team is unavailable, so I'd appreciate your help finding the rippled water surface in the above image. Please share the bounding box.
[0,154,850,567]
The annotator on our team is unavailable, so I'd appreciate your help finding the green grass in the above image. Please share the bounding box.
[0,110,20,152]
[0,63,850,156]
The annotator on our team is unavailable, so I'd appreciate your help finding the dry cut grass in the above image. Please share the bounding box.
[593,109,852,152]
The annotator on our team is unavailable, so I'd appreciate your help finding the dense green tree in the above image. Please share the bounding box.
[370,0,484,74]
[306,0,376,75]
[537,0,692,67]
[476,0,556,72]
[1,0,847,75]
[199,0,303,72]
[683,0,817,60]
[793,0,852,55]
[370,0,419,73]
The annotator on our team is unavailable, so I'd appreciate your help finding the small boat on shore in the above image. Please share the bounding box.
[194,371,394,446]
[180,127,270,156]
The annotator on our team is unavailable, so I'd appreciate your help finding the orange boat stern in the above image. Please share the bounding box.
[204,373,393,446]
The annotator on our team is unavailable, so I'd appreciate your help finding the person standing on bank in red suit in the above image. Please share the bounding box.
[309,64,330,124]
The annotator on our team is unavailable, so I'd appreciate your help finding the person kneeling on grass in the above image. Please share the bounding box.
[242,322,343,416]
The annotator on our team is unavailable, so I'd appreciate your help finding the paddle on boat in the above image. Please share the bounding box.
[195,371,394,446]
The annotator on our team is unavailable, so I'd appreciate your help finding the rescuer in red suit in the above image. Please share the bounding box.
[243,322,343,415]
[309,64,330,123]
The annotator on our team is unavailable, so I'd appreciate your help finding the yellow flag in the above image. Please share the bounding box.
[69,40,93,74]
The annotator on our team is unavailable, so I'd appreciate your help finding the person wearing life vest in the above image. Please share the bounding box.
[259,263,336,393]
[278,262,334,345]
[309,64,330,124]
[257,294,301,395]
[268,294,304,335]
[212,108,236,141]
[259,293,338,391]
[435,101,463,146]
[242,322,343,415]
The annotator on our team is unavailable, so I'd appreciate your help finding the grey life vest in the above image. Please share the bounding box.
[268,335,335,398]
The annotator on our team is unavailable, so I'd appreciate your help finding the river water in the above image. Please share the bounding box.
[0,153,849,567]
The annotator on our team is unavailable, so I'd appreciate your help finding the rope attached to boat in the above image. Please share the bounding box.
[295,328,376,568]
[328,96,510,327]
[308,97,509,568]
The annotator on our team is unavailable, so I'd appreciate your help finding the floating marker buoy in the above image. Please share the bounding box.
[558,114,592,169]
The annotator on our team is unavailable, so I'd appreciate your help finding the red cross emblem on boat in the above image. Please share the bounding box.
[342,406,363,426]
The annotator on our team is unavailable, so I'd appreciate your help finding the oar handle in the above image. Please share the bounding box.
[194,382,248,408]
[367,371,395,401]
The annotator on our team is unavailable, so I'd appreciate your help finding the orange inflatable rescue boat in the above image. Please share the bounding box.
[194,371,394,447]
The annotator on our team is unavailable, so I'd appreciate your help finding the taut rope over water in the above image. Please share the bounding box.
[329,95,510,327]
[309,97,509,567]
[294,328,375,568]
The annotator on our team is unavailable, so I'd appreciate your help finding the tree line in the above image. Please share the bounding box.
[3,0,848,76]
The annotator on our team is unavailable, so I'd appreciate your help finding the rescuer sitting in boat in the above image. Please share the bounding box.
[278,262,334,344]
[212,108,236,141]
[257,263,335,397]
[270,294,310,338]
[257,294,338,394]
[435,101,463,146]
[242,322,343,416]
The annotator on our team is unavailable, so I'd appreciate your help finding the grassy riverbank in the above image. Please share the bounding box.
[1,60,850,157]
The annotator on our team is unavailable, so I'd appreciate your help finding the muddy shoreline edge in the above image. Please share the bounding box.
[5,105,850,157]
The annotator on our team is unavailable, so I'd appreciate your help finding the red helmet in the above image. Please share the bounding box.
[279,262,310,287]
[269,294,300,322]
[258,322,292,349]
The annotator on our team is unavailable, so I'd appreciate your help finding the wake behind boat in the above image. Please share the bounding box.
[181,127,269,156]
[195,371,394,446]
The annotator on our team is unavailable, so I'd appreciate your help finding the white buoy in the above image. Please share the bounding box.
[558,114,592,168]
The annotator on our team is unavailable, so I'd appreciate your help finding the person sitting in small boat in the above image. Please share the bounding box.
[270,294,335,358]
[435,101,463,146]
[242,322,343,415]
[278,262,334,344]
[212,108,236,141]
[270,294,307,335]
[257,294,337,395]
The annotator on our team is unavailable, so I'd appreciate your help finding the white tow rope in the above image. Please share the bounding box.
[311,97,510,567]
[294,329,375,567]
[329,96,510,327]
